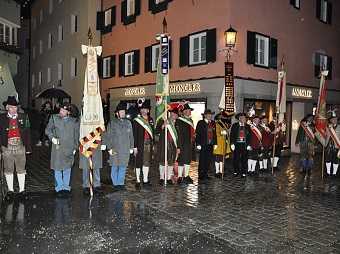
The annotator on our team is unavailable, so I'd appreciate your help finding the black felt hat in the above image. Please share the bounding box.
[203,109,215,115]
[169,107,179,115]
[235,113,246,120]
[181,104,194,111]
[61,102,70,111]
[140,101,151,109]
[115,103,126,113]
[3,96,20,107]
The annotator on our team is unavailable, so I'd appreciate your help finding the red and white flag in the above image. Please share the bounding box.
[276,70,286,134]
[315,70,328,146]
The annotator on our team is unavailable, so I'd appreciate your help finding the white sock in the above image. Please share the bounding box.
[184,164,190,177]
[159,165,165,180]
[136,168,141,183]
[5,174,14,192]
[333,164,339,175]
[264,159,268,169]
[248,159,252,172]
[219,162,223,173]
[259,161,263,169]
[143,166,149,183]
[274,157,279,167]
[167,166,173,180]
[326,163,331,174]
[215,162,220,174]
[178,166,183,179]
[252,160,257,172]
[17,173,26,192]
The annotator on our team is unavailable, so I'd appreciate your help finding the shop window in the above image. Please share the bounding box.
[247,31,277,69]
[97,6,116,34]
[314,52,332,80]
[121,0,141,26]
[290,0,300,9]
[119,50,140,76]
[180,28,216,67]
[316,0,332,24]
[102,55,116,78]
[148,0,173,14]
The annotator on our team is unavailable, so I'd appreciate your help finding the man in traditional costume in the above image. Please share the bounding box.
[133,101,154,189]
[295,114,316,175]
[230,113,251,178]
[248,115,262,175]
[213,112,228,178]
[259,116,272,172]
[0,96,32,201]
[269,113,284,170]
[176,104,196,184]
[155,108,179,185]
[325,112,340,178]
[196,109,217,181]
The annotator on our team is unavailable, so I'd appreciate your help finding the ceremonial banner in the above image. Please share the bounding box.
[276,71,286,134]
[315,70,328,146]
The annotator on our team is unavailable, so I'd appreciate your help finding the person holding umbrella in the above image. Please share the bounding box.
[0,96,32,201]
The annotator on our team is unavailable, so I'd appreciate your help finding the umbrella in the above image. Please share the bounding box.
[36,88,71,99]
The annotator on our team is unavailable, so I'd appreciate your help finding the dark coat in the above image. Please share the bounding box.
[0,113,32,152]
[195,119,217,146]
[133,116,154,168]
[269,121,284,144]
[176,117,196,163]
[155,119,179,163]
[230,122,251,148]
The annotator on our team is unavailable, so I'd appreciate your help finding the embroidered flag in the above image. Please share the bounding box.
[315,70,328,146]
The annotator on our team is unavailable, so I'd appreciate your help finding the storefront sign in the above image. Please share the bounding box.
[292,88,312,98]
[169,83,200,94]
[124,87,146,96]
[224,62,234,112]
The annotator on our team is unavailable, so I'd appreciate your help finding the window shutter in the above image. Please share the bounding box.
[246,31,255,65]
[121,0,127,22]
[290,0,295,6]
[327,56,332,80]
[96,11,104,30]
[144,46,151,73]
[98,58,103,78]
[110,55,116,77]
[169,40,173,69]
[134,50,140,75]
[135,0,141,16]
[316,0,321,20]
[179,36,189,67]
[148,0,155,11]
[111,6,116,27]
[327,2,332,25]
[269,38,278,69]
[206,28,216,63]
[119,54,125,77]
[314,52,320,77]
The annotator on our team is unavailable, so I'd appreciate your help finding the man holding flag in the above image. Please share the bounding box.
[325,111,340,178]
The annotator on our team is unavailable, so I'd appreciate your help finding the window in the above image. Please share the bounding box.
[0,21,17,45]
[32,46,36,59]
[97,7,116,34]
[40,9,44,23]
[151,45,160,71]
[103,57,111,78]
[47,67,52,83]
[71,13,78,34]
[105,9,112,26]
[31,74,35,88]
[156,0,164,3]
[49,0,53,14]
[58,63,63,82]
[315,52,332,80]
[145,41,172,73]
[58,25,63,42]
[127,0,135,16]
[119,50,140,76]
[317,0,332,24]
[121,0,141,26]
[189,32,206,65]
[48,33,52,49]
[39,40,43,55]
[149,0,172,14]
[290,0,300,9]
[33,18,36,30]
[38,71,42,86]
[59,0,63,4]
[247,31,277,69]
[71,56,77,78]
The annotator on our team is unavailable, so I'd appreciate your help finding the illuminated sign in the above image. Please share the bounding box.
[292,88,312,98]
[124,87,146,96]
[169,83,201,94]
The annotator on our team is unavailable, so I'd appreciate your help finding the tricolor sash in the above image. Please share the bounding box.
[134,117,153,139]
[178,116,194,128]
[327,125,340,157]
[250,124,262,142]
[168,120,178,147]
[260,123,271,134]
[301,122,315,143]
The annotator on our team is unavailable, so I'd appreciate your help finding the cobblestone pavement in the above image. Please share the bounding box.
[0,110,340,253]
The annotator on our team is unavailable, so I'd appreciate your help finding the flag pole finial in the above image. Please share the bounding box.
[280,54,284,71]
[162,17,167,34]
[88,27,93,46]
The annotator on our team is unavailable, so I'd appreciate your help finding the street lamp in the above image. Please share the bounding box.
[224,26,237,62]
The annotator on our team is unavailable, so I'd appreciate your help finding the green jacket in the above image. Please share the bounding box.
[295,122,316,144]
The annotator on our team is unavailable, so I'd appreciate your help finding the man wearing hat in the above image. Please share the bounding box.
[133,101,154,189]
[213,111,228,178]
[195,109,217,181]
[0,96,32,201]
[45,102,80,197]
[103,103,134,191]
[230,113,251,177]
[155,108,180,185]
[176,104,196,184]
[325,111,340,178]
[248,115,262,175]
[269,113,284,170]
[295,114,316,175]
[259,115,272,171]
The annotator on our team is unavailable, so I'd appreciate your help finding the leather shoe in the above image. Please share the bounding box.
[135,182,141,190]
[167,179,174,185]
[205,175,212,180]
[159,179,164,185]
[113,186,120,192]
[83,187,90,195]
[215,173,222,179]
[19,191,29,200]
[183,176,194,184]
[94,187,104,194]
[143,181,153,187]
[177,177,182,185]
[118,185,126,191]
[5,191,14,202]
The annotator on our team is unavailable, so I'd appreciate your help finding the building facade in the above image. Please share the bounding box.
[100,0,340,153]
[30,0,101,109]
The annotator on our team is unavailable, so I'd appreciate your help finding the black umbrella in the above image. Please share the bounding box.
[36,88,71,99]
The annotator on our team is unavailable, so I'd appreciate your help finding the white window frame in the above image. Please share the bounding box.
[105,9,112,26]
[293,0,300,9]
[320,0,328,23]
[255,34,269,67]
[58,62,63,81]
[71,56,78,78]
[151,44,160,71]
[38,71,42,86]
[31,74,35,88]
[319,54,328,71]
[39,40,43,55]
[58,25,63,42]
[71,13,78,34]
[32,46,36,59]
[103,57,111,78]
[49,0,53,14]
[127,0,135,16]
[0,20,18,45]
[40,9,44,23]
[189,32,207,65]
[47,67,52,83]
[48,33,52,49]
[125,52,134,76]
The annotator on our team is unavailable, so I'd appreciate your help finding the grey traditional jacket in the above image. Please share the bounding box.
[79,144,103,170]
[45,114,80,170]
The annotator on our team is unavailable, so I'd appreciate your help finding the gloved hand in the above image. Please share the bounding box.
[220,130,227,135]
[196,145,201,150]
[52,137,59,145]
[108,149,115,155]
[213,145,218,150]
[130,149,134,154]
[230,144,235,151]
[73,150,76,155]
[247,146,251,150]
[101,145,106,150]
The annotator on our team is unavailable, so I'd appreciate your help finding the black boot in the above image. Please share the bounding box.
[300,167,306,174]
[307,167,312,175]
